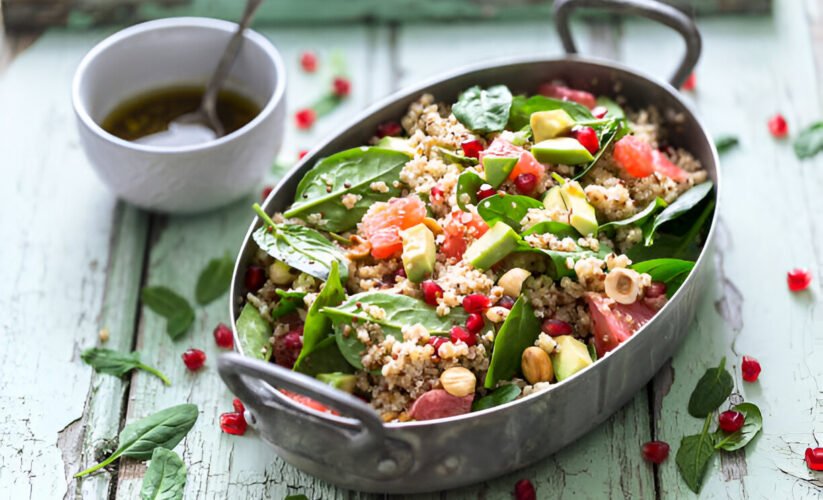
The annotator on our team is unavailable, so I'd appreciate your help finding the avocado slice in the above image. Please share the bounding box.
[376,136,415,156]
[542,185,568,212]
[532,138,594,165]
[482,156,518,188]
[560,181,598,237]
[550,335,593,381]
[464,222,520,271]
[530,109,575,143]
[401,223,436,282]
[316,372,357,393]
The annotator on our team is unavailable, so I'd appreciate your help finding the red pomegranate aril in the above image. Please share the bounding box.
[332,76,351,97]
[213,323,234,349]
[298,150,309,160]
[295,108,316,129]
[450,325,476,346]
[376,121,402,138]
[787,268,812,291]
[806,447,823,471]
[244,265,266,291]
[682,73,697,91]
[283,331,303,350]
[592,106,608,119]
[718,410,745,433]
[428,336,447,351]
[641,441,670,464]
[542,318,573,337]
[497,295,516,310]
[233,398,245,414]
[300,51,318,72]
[477,184,496,201]
[181,349,206,371]
[463,294,491,313]
[430,185,445,201]
[422,280,444,306]
[466,313,484,334]
[768,113,788,137]
[572,126,600,154]
[261,185,274,201]
[219,412,248,435]
[741,355,761,382]
[646,282,667,298]
[461,139,483,159]
[514,478,536,500]
[514,173,537,194]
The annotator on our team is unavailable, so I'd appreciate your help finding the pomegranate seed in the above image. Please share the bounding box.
[768,113,788,138]
[261,185,274,201]
[641,441,670,464]
[213,323,234,349]
[514,173,538,194]
[394,266,407,279]
[497,295,516,309]
[376,121,402,138]
[718,410,745,433]
[592,106,608,119]
[806,447,823,471]
[741,356,761,382]
[422,280,444,306]
[299,51,318,72]
[428,336,447,350]
[466,313,484,334]
[477,184,496,201]
[646,282,667,298]
[462,294,491,313]
[244,266,265,291]
[233,398,245,413]
[682,73,697,91]
[571,126,599,154]
[298,150,308,160]
[283,330,303,350]
[181,349,206,371]
[542,319,573,337]
[514,478,536,500]
[450,325,476,346]
[332,76,351,97]
[461,139,483,159]
[295,108,316,130]
[430,185,444,201]
[787,268,812,291]
[219,412,248,435]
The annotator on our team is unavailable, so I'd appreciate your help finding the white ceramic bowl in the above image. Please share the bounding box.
[72,17,286,213]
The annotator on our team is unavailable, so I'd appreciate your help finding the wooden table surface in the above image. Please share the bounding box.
[2,1,822,498]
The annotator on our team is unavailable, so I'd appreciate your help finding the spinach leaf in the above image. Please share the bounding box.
[283,147,410,232]
[81,347,170,386]
[293,336,353,377]
[438,147,478,166]
[587,342,598,362]
[794,122,823,159]
[627,197,714,263]
[485,296,541,389]
[75,404,198,477]
[516,240,610,280]
[456,170,485,211]
[630,258,695,298]
[194,254,233,305]
[477,194,544,232]
[140,448,186,500]
[452,85,513,133]
[572,118,630,181]
[714,402,762,451]
[508,94,594,130]
[688,357,734,418]
[236,303,273,361]
[141,287,194,339]
[294,261,345,370]
[471,384,521,411]
[599,197,667,235]
[522,220,579,239]
[271,289,307,320]
[595,96,625,119]
[676,414,716,493]
[645,181,714,245]
[714,136,739,154]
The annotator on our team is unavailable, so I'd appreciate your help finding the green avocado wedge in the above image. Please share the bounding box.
[532,137,594,165]
[464,221,520,271]
[482,156,518,188]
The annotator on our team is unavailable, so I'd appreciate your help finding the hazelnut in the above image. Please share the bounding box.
[521,346,554,385]
[439,367,476,397]
[604,268,641,304]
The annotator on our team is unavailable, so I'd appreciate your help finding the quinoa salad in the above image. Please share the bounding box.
[237,81,715,422]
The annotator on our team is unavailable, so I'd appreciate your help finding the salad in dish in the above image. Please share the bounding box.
[236,81,714,422]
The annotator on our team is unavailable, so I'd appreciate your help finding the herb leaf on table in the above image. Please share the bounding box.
[453,85,513,133]
[294,261,345,371]
[140,287,194,339]
[81,347,170,386]
[485,296,541,388]
[140,448,187,500]
[714,402,763,451]
[794,122,823,159]
[472,383,521,411]
[194,254,233,305]
[688,357,734,418]
[236,303,273,361]
[476,194,544,232]
[676,413,716,493]
[714,136,739,154]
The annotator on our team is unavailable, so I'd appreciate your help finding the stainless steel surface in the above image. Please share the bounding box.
[218,0,719,493]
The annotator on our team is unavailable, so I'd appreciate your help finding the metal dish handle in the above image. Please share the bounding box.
[217,353,386,451]
[553,0,701,88]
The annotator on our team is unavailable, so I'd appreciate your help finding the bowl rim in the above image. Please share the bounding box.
[71,16,286,154]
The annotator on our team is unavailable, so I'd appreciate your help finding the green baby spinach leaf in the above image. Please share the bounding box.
[140,448,186,500]
[714,136,739,154]
[195,254,233,305]
[81,348,170,386]
[595,96,625,119]
[477,194,544,232]
[572,118,630,181]
[439,147,478,166]
[714,402,763,451]
[293,336,353,377]
[236,303,273,361]
[688,357,734,418]
[645,181,714,245]
[599,197,667,235]
[630,258,695,298]
[271,289,308,320]
[676,413,716,493]
[283,147,411,232]
[453,85,513,133]
[141,286,194,339]
[456,170,485,211]
[522,220,579,239]
[294,261,345,370]
[515,240,610,280]
[508,94,594,130]
[485,296,541,389]
[75,404,198,477]
[472,384,521,411]
[794,122,823,159]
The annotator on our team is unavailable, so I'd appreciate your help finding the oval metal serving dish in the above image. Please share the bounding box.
[219,0,719,493]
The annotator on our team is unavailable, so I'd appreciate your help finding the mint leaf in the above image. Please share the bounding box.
[141,286,194,339]
[687,357,734,418]
[195,254,233,305]
[676,414,715,493]
[794,122,823,159]
[140,448,186,500]
[81,347,170,386]
[714,402,763,451]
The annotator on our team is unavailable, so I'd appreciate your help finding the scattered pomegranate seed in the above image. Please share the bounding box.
[466,313,484,334]
[298,150,308,160]
[213,323,234,349]
[806,447,823,471]
[646,282,667,298]
[514,173,538,194]
[542,319,573,337]
[592,106,608,119]
[741,356,761,382]
[787,268,812,291]
[497,295,516,309]
[332,76,351,97]
[477,184,496,201]
[261,185,274,201]
[450,325,476,346]
[300,51,318,72]
[428,336,447,351]
[376,121,402,138]
[681,73,697,91]
[462,294,491,313]
[461,139,484,159]
[514,478,536,500]
[220,411,248,435]
[430,185,444,201]
[768,113,788,137]
[571,126,599,154]
[641,441,670,464]
[233,398,245,413]
[422,280,444,306]
[244,266,265,291]
[718,410,745,433]
[295,108,316,130]
[181,349,206,371]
